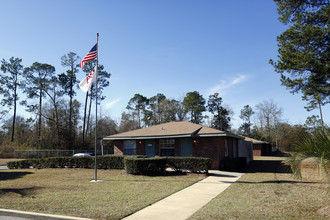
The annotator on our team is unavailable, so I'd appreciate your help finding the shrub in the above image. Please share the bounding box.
[286,131,330,180]
[166,157,212,173]
[97,155,125,169]
[7,155,212,175]
[7,155,146,170]
[124,157,167,175]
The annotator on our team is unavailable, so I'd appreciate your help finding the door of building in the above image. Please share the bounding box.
[179,138,192,157]
[145,140,155,157]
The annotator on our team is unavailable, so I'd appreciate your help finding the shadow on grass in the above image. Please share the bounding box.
[0,171,34,181]
[236,180,323,184]
[0,187,42,197]
[246,160,292,174]
[128,171,207,177]
[210,173,239,178]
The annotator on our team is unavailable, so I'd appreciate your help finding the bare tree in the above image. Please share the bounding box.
[255,99,283,150]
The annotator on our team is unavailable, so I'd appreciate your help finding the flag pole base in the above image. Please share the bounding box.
[90,180,103,182]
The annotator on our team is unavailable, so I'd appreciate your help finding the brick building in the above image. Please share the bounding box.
[104,121,252,169]
[243,136,272,156]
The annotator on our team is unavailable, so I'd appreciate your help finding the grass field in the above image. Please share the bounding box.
[0,167,205,219]
[1,157,329,219]
[190,157,329,219]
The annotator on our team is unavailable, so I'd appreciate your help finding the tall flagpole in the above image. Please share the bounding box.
[94,33,99,182]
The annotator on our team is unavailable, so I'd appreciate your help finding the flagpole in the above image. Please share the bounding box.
[94,33,99,182]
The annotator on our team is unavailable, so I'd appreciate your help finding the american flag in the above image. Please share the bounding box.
[80,44,97,68]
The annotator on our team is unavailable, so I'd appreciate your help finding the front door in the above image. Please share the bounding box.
[179,138,192,157]
[145,140,155,157]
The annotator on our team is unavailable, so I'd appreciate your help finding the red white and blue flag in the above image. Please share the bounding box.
[79,66,98,92]
[80,44,97,68]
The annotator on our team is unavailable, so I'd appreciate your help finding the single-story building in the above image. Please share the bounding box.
[242,136,272,156]
[103,121,253,169]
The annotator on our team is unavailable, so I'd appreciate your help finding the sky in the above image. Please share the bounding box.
[0,0,329,129]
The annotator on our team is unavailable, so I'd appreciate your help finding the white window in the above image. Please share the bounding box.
[159,139,175,156]
[124,140,136,155]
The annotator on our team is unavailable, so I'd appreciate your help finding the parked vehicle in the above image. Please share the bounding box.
[72,153,95,157]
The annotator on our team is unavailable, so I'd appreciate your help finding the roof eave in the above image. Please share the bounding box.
[104,132,244,140]
[197,133,244,139]
[103,134,193,140]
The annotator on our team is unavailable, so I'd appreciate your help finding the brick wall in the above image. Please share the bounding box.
[192,137,227,169]
[253,143,273,156]
[253,144,262,156]
[114,136,240,170]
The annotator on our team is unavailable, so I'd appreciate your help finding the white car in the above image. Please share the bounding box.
[73,153,94,157]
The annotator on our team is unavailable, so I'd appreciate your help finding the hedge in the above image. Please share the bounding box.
[7,155,212,175]
[166,157,212,173]
[6,155,143,170]
[124,157,167,175]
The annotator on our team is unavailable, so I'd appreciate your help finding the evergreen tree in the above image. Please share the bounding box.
[59,52,80,144]
[126,94,148,128]
[270,0,330,129]
[0,57,24,142]
[23,62,55,146]
[182,91,206,124]
[239,105,254,136]
[207,93,231,131]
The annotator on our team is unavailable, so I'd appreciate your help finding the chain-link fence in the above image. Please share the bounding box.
[14,149,114,159]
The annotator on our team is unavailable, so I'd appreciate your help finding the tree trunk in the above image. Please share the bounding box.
[248,118,251,137]
[54,103,60,147]
[86,88,93,141]
[53,92,60,149]
[82,91,89,147]
[318,102,325,132]
[38,88,42,147]
[69,81,73,137]
[11,85,17,142]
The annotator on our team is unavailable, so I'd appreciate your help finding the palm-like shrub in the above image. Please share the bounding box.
[286,131,330,180]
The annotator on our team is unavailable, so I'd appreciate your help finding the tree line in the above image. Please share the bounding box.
[119,92,231,132]
[0,54,112,155]
[0,57,327,158]
[119,92,327,152]
[0,0,328,156]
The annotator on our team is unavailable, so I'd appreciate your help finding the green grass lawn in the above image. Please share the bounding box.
[1,157,329,219]
[190,157,329,219]
[0,168,205,219]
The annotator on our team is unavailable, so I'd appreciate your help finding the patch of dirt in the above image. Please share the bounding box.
[317,206,330,217]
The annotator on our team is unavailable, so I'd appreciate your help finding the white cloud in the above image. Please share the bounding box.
[207,74,248,96]
[104,99,120,110]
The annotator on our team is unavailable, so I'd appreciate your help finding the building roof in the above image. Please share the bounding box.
[241,136,269,144]
[104,121,243,140]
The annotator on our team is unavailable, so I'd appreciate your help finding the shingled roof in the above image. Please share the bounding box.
[104,121,242,140]
[241,136,269,144]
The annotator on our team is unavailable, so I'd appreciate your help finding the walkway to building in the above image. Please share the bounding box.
[123,170,244,220]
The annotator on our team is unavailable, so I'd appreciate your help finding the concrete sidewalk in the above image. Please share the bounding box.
[123,170,244,220]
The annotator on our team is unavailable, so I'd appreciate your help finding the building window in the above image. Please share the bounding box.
[159,139,175,156]
[124,140,136,155]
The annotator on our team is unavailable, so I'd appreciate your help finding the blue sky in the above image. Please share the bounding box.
[1,0,329,129]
